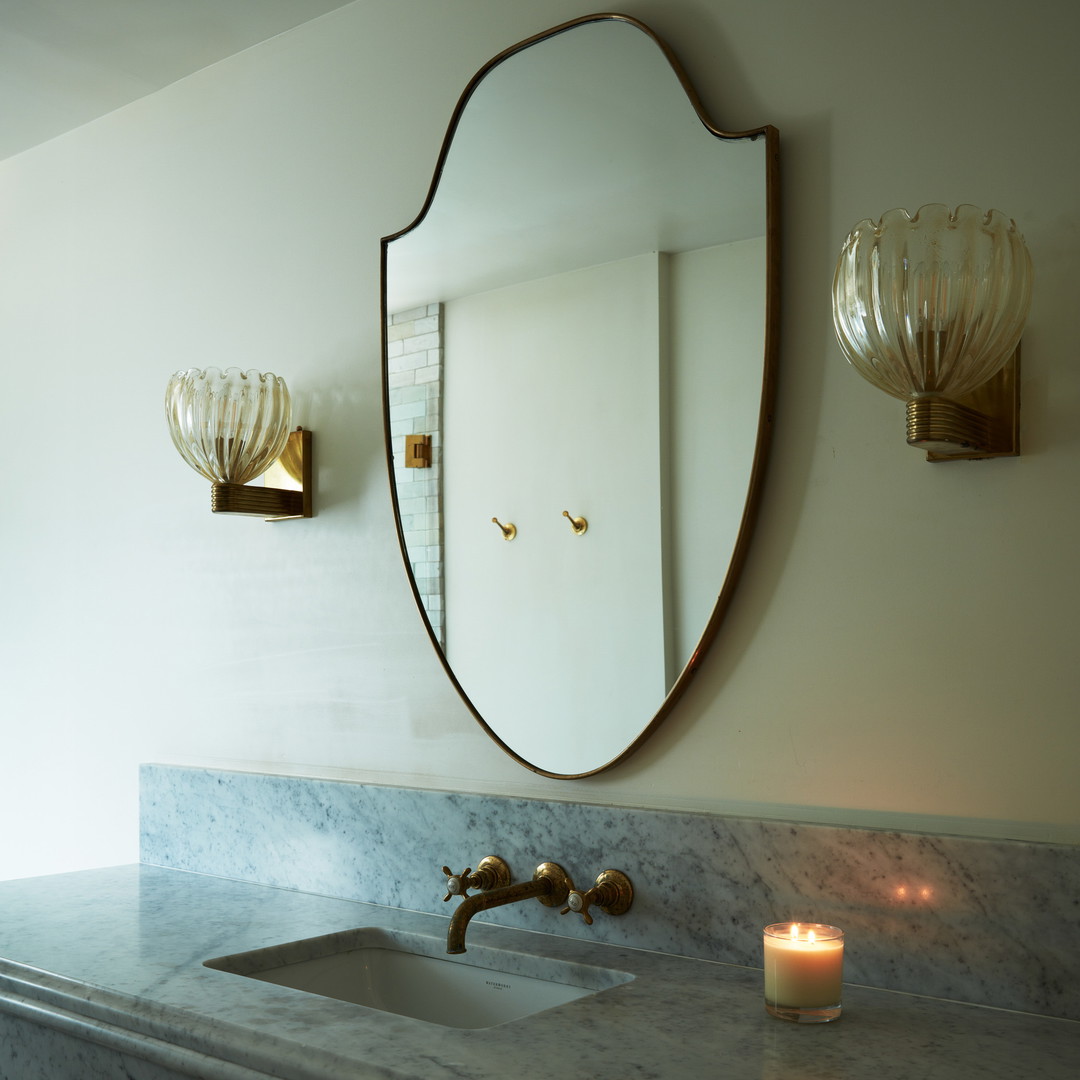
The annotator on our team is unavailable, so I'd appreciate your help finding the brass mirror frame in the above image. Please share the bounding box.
[380,12,780,779]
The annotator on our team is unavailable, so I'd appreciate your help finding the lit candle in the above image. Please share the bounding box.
[762,922,844,1023]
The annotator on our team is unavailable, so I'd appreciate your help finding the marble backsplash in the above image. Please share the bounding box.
[139,764,1080,1020]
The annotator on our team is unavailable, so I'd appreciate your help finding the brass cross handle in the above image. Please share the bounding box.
[441,856,512,901]
[559,869,633,925]
[441,866,473,902]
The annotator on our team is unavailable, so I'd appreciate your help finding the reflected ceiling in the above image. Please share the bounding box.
[386,34,764,313]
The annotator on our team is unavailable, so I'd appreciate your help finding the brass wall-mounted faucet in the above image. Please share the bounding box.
[440,858,633,953]
[444,862,571,954]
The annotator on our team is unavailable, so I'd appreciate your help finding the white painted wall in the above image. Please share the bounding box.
[2,0,1079,880]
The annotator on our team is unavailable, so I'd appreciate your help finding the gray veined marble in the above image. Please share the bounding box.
[140,764,1080,1020]
[0,865,1078,1080]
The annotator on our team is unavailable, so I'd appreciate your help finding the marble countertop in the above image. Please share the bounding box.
[0,866,1077,1080]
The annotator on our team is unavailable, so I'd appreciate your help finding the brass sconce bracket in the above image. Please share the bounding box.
[919,351,1020,462]
[211,428,313,520]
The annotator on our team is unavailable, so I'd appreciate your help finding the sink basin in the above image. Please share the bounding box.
[204,928,634,1029]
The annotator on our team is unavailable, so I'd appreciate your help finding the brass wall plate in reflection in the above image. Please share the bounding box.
[405,433,432,468]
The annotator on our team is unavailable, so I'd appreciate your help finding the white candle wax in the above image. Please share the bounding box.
[763,923,844,1009]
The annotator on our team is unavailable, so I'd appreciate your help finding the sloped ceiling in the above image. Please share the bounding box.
[0,0,354,161]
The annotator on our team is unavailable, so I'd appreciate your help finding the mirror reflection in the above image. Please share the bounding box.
[383,15,777,777]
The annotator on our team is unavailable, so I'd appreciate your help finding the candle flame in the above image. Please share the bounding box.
[789,924,798,940]
[807,929,817,945]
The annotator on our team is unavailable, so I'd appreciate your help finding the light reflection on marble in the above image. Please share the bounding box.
[140,764,1080,1020]
[1,865,1078,1080]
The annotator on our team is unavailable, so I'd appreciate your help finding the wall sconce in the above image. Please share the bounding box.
[165,367,312,520]
[832,204,1032,460]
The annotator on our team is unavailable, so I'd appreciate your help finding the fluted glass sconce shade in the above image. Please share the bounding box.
[832,204,1032,459]
[165,367,312,519]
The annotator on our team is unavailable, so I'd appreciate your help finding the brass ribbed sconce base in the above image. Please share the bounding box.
[211,428,313,520]
[211,483,305,517]
[905,354,1020,461]
[907,396,998,453]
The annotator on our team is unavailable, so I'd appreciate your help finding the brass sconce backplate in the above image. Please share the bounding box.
[921,351,1020,462]
[212,428,313,520]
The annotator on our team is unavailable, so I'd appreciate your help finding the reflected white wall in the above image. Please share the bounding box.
[444,254,666,774]
[668,237,766,662]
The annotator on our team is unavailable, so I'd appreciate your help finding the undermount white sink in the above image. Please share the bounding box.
[204,928,634,1029]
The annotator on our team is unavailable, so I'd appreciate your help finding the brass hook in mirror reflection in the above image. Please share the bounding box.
[491,517,517,541]
[562,511,588,535]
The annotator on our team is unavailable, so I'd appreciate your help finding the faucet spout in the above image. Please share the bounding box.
[446,862,571,953]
